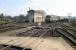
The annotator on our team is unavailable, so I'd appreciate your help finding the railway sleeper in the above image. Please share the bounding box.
[55,28,76,45]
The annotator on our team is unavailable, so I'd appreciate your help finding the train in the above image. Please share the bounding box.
[45,15,60,22]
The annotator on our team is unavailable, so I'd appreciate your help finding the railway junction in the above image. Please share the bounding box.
[0,22,76,50]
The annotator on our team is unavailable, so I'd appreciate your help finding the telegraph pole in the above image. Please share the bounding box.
[68,13,72,23]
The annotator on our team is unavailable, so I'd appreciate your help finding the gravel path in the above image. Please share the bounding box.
[0,36,74,50]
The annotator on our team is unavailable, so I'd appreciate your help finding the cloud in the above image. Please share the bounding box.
[25,0,76,16]
[1,0,76,16]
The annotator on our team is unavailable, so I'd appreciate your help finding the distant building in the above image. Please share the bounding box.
[34,10,46,23]
[27,10,46,23]
[27,10,34,23]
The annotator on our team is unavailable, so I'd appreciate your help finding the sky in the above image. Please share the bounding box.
[0,0,76,16]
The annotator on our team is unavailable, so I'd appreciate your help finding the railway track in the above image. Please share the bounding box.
[0,23,75,50]
[0,27,52,50]
[60,24,76,37]
[56,23,76,45]
[16,27,51,37]
[0,23,26,33]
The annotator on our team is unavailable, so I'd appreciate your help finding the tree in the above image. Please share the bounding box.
[0,13,4,21]
[13,14,26,23]
[18,14,25,23]
[12,16,19,22]
[5,15,12,19]
[25,15,29,22]
[0,13,4,18]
